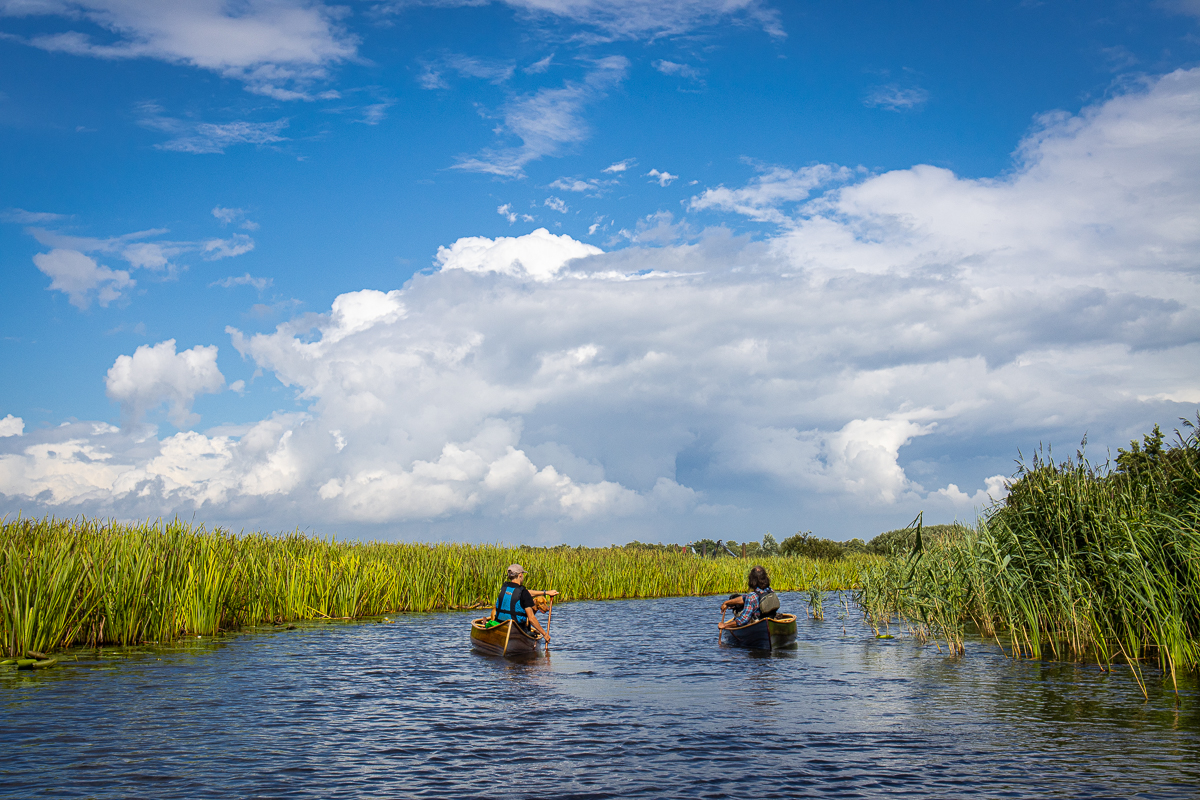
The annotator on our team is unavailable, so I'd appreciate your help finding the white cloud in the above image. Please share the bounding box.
[418,54,514,88]
[210,273,273,291]
[933,474,1009,507]
[0,208,67,224]
[452,56,628,177]
[497,203,518,224]
[445,53,514,83]
[865,84,929,111]
[1156,0,1200,19]
[612,210,691,246]
[105,339,226,427]
[4,68,1200,541]
[550,177,598,192]
[689,163,854,224]
[203,234,256,260]
[543,196,569,213]
[524,53,554,74]
[652,59,702,80]
[3,0,357,99]
[491,0,782,40]
[120,241,184,271]
[24,219,254,307]
[714,416,936,503]
[212,206,259,230]
[32,248,134,309]
[646,168,678,186]
[0,415,23,437]
[142,109,290,155]
[603,158,635,173]
[435,227,601,281]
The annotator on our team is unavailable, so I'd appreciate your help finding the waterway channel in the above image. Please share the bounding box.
[3,593,1198,798]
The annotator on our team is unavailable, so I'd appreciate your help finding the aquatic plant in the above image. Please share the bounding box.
[0,516,878,656]
[858,417,1200,690]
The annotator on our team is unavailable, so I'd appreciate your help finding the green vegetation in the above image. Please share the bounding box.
[1,516,878,657]
[857,417,1200,694]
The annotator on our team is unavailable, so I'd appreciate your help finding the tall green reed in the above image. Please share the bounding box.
[0,514,876,656]
[857,418,1200,691]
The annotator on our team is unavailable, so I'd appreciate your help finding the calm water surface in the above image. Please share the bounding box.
[3,594,1199,799]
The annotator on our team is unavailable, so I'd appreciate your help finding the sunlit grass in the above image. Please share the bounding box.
[0,516,877,656]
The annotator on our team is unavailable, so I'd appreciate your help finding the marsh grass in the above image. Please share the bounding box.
[858,418,1200,691]
[0,516,877,657]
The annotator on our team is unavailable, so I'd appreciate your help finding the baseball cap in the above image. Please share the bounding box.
[507,564,525,577]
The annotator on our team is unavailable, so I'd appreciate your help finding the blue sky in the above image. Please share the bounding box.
[2,0,1199,544]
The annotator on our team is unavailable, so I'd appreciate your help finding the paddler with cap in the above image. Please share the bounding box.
[493,564,558,642]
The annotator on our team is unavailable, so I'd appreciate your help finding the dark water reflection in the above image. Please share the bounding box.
[3,593,1199,799]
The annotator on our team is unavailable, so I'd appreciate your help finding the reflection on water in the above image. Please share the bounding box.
[2,593,1198,799]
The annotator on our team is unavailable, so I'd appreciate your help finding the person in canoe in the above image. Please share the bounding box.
[493,564,559,642]
[718,565,779,629]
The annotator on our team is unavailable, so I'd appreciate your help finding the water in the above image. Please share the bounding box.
[3,594,1199,799]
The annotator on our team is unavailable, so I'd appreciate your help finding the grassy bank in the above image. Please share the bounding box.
[1,516,876,657]
[857,418,1200,693]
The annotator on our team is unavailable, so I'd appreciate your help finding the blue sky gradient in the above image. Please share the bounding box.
[2,0,1199,543]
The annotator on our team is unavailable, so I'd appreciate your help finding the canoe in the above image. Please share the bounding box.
[721,613,798,650]
[470,617,543,657]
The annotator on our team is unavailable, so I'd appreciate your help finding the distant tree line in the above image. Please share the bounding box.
[664,525,971,561]
[520,524,972,561]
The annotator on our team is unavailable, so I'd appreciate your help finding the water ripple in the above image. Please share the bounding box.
[2,593,1198,799]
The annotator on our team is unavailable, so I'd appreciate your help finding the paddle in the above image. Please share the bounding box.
[718,607,726,643]
[546,598,553,638]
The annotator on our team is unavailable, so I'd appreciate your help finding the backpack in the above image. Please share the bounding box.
[758,590,780,617]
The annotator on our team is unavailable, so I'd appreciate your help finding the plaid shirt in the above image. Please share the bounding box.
[734,588,770,626]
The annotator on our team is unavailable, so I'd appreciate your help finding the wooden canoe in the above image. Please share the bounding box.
[470,617,543,656]
[721,613,798,650]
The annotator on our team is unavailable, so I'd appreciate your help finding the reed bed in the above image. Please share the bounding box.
[857,418,1200,694]
[0,516,875,657]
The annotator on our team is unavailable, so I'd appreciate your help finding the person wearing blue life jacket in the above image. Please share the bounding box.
[493,564,558,642]
[718,565,778,629]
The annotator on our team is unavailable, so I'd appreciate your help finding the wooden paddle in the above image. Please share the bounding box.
[718,607,726,643]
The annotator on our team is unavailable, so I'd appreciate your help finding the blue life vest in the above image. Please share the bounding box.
[495,584,528,626]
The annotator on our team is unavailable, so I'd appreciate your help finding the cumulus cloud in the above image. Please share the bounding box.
[33,248,134,309]
[3,68,1200,541]
[646,168,678,186]
[435,227,601,281]
[603,158,635,173]
[2,0,357,99]
[452,56,628,177]
[0,415,23,437]
[543,196,569,213]
[105,339,226,427]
